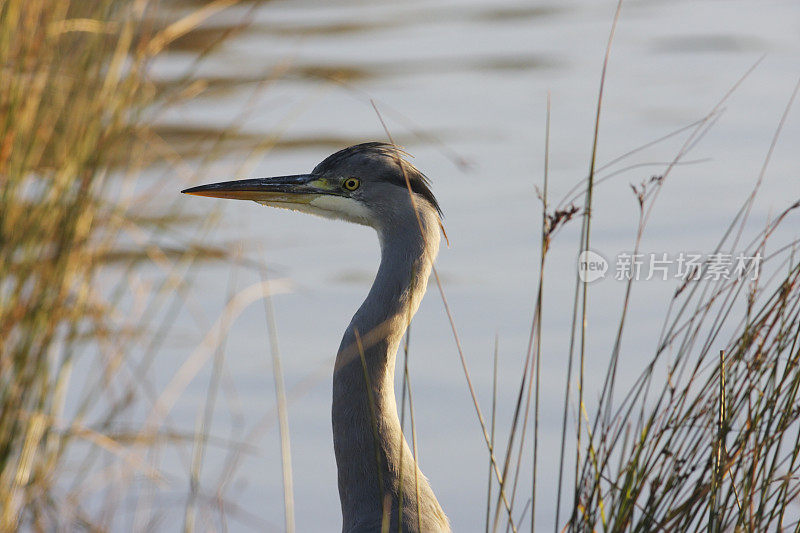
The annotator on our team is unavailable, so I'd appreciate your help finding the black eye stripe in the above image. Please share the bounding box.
[388,177,441,216]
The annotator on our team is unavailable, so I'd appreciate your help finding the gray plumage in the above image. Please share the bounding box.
[183,143,450,532]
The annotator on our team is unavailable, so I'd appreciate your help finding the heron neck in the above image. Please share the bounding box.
[332,209,443,531]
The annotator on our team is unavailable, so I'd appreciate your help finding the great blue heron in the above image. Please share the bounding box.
[182,143,450,532]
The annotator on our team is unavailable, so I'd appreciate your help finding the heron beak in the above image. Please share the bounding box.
[181,174,330,204]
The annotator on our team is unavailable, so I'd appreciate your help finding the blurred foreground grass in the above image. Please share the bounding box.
[0,0,260,529]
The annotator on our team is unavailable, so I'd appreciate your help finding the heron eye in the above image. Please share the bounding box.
[343,178,360,191]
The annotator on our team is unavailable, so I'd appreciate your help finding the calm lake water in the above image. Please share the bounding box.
[138,0,800,530]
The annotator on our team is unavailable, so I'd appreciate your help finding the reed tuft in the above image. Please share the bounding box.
[0,0,259,528]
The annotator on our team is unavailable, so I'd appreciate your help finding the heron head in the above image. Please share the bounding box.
[182,142,442,230]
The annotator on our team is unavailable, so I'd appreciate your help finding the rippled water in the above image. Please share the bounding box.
[155,0,800,530]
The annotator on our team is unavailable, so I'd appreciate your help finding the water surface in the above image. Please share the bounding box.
[153,1,800,530]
